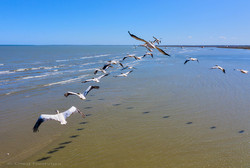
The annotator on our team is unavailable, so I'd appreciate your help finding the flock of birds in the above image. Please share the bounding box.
[33,31,248,132]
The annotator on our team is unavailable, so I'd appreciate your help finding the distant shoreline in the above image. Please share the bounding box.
[158,45,250,50]
[0,45,249,50]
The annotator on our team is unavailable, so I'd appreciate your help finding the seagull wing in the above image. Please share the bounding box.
[64,91,78,97]
[119,63,124,68]
[184,60,190,64]
[97,73,109,80]
[128,31,148,43]
[61,106,79,119]
[82,78,94,83]
[155,46,170,56]
[83,86,100,97]
[94,69,99,74]
[33,114,60,132]
[123,56,128,60]
[125,70,133,75]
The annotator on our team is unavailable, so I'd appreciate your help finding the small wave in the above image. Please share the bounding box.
[78,68,96,72]
[0,71,14,75]
[8,65,61,73]
[80,54,110,59]
[80,62,97,66]
[56,59,70,62]
[19,72,62,80]
[43,74,89,87]
[0,64,4,66]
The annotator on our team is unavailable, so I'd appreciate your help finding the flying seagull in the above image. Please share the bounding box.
[134,56,144,60]
[82,73,109,83]
[33,106,85,132]
[114,70,133,77]
[123,54,137,61]
[101,64,113,71]
[106,60,124,68]
[143,52,153,58]
[128,31,170,56]
[128,31,156,49]
[234,69,248,74]
[153,36,161,45]
[64,86,99,100]
[211,65,226,73]
[184,57,199,64]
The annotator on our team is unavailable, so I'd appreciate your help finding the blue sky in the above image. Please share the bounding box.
[0,0,250,45]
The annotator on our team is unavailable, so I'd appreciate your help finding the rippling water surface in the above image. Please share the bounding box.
[0,46,249,167]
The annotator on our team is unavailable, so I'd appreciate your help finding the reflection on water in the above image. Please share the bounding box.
[0,46,249,167]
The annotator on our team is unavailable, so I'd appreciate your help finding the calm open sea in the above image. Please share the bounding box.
[0,45,249,168]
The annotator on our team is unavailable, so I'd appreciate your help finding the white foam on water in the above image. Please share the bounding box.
[43,74,89,87]
[0,71,14,75]
[80,54,110,59]
[56,59,70,62]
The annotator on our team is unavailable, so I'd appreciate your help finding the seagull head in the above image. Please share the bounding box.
[56,110,60,114]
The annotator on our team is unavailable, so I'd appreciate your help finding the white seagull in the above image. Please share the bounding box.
[114,70,133,77]
[184,57,199,64]
[106,60,124,68]
[211,65,226,73]
[134,56,144,60]
[33,106,85,132]
[128,31,170,56]
[143,52,153,58]
[123,54,137,61]
[234,69,248,74]
[153,36,161,45]
[82,73,109,83]
[64,86,99,100]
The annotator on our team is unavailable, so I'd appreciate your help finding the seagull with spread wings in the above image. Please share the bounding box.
[33,106,85,132]
[114,70,133,77]
[123,54,137,61]
[153,36,161,45]
[234,69,248,74]
[184,57,199,64]
[128,31,170,56]
[211,65,226,73]
[64,86,99,100]
[143,52,153,58]
[82,73,109,83]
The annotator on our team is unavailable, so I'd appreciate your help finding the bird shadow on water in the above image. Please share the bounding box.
[210,126,216,129]
[163,115,170,118]
[76,128,84,131]
[36,156,51,162]
[126,107,134,109]
[238,130,245,134]
[86,114,92,117]
[54,146,66,150]
[186,122,193,125]
[59,141,72,145]
[84,107,93,109]
[79,121,88,125]
[70,135,79,138]
[112,103,121,106]
[142,111,150,114]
